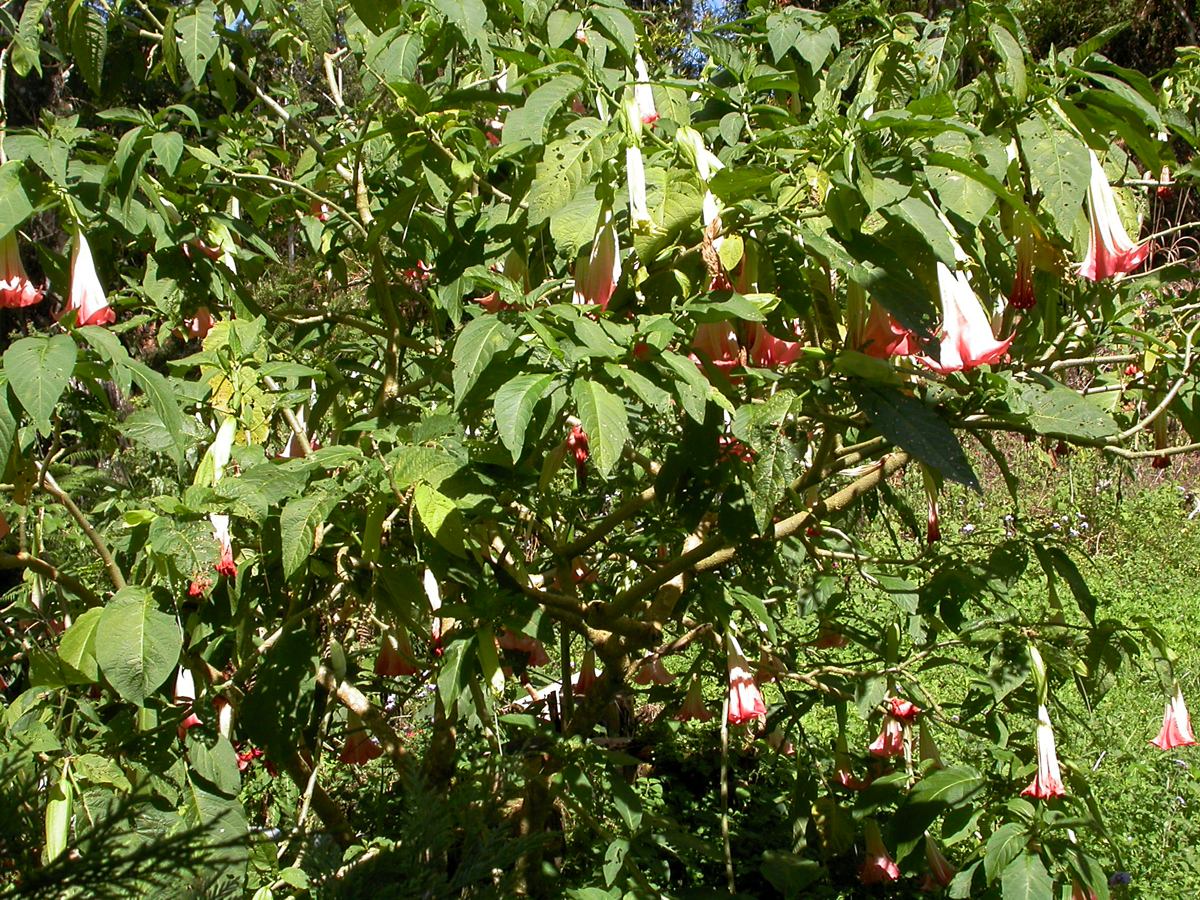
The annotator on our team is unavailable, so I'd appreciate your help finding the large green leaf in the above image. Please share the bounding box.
[502,76,583,147]
[95,587,183,706]
[1017,114,1090,241]
[854,385,979,490]
[414,482,466,556]
[69,0,107,94]
[58,607,104,683]
[984,823,1028,884]
[121,358,189,464]
[0,377,15,469]
[1000,853,1052,900]
[0,161,34,239]
[4,334,77,436]
[530,123,605,227]
[494,373,555,463]
[571,379,629,478]
[1004,373,1119,440]
[280,488,341,580]
[452,316,515,406]
[177,1,219,85]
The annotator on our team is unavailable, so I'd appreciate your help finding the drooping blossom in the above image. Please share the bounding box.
[62,230,115,326]
[1021,703,1067,799]
[675,676,713,722]
[754,651,786,685]
[633,656,675,686]
[178,710,204,740]
[923,833,956,889]
[766,727,795,755]
[625,146,653,232]
[573,207,621,310]
[813,623,849,649]
[174,666,197,705]
[340,711,383,765]
[1009,237,1036,311]
[1151,685,1197,750]
[634,55,658,126]
[726,633,767,725]
[870,696,920,758]
[919,721,945,769]
[237,745,265,772]
[0,231,43,308]
[210,513,237,578]
[869,715,905,758]
[717,434,754,463]
[308,199,331,222]
[498,629,550,667]
[858,300,919,359]
[376,626,421,678]
[918,263,1013,374]
[1070,882,1098,900]
[860,818,901,885]
[747,323,804,368]
[188,574,212,598]
[691,321,742,375]
[676,126,724,236]
[574,648,600,696]
[567,424,589,487]
[834,733,869,790]
[1079,150,1150,281]
[184,306,214,341]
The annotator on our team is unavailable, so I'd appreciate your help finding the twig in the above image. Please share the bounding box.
[38,471,126,591]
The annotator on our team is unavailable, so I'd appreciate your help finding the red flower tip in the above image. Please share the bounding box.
[1151,688,1197,750]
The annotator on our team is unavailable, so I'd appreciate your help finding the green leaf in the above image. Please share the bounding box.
[12,0,51,77]
[350,0,391,33]
[298,0,334,53]
[280,489,340,579]
[1016,115,1090,241]
[502,77,584,147]
[436,634,474,710]
[531,123,605,228]
[1000,852,1052,900]
[854,385,979,490]
[494,373,555,463]
[70,0,108,94]
[151,131,184,175]
[44,767,71,863]
[452,316,515,406]
[0,377,15,468]
[0,161,34,239]
[984,823,1028,884]
[1004,373,1119,440]
[4,334,77,436]
[177,1,219,85]
[187,734,241,797]
[58,607,104,683]
[414,482,466,556]
[888,196,958,267]
[658,351,710,423]
[241,628,317,760]
[430,0,488,42]
[989,25,1027,105]
[571,379,629,478]
[121,358,188,464]
[95,587,183,706]
[590,6,636,59]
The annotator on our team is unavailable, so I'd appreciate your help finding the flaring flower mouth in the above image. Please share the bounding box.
[1021,704,1067,799]
[62,231,116,327]
[0,231,43,309]
[1078,149,1150,282]
[726,634,768,725]
[918,263,1013,374]
[1151,688,1197,750]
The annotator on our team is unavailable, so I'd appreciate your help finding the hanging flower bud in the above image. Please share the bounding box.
[860,819,900,885]
[726,633,768,725]
[923,467,941,544]
[1151,685,1197,750]
[62,230,115,327]
[1021,703,1067,799]
[691,321,742,376]
[634,54,658,126]
[497,629,551,667]
[567,424,589,487]
[339,711,383,765]
[675,676,713,722]
[210,513,237,578]
[919,721,945,769]
[834,732,868,790]
[1079,150,1151,281]
[0,231,43,308]
[625,146,653,232]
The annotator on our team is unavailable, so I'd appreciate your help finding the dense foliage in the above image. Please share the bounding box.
[1,0,1199,896]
